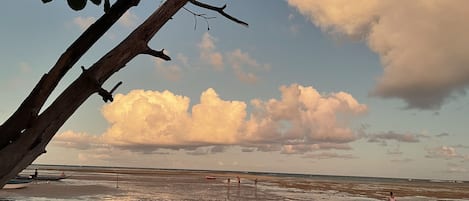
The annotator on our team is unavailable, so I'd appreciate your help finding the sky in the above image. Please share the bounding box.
[1,0,469,181]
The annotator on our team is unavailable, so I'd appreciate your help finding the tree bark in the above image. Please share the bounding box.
[0,0,140,150]
[0,0,189,188]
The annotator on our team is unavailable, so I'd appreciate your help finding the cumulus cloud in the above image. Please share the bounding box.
[287,0,469,109]
[367,131,419,144]
[425,146,459,159]
[227,49,271,84]
[199,32,224,70]
[198,33,270,83]
[73,16,96,31]
[55,84,366,155]
[243,85,367,145]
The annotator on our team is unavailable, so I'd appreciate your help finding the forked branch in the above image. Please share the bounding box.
[189,0,248,27]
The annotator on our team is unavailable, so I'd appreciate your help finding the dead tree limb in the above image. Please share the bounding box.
[0,0,246,187]
[189,0,248,27]
[0,0,189,187]
[0,0,140,150]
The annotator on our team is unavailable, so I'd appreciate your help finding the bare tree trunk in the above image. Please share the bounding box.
[0,0,189,188]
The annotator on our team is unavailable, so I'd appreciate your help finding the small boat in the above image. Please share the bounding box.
[205,176,216,180]
[16,170,68,181]
[3,179,32,189]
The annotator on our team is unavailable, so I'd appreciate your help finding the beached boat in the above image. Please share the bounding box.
[205,176,216,180]
[3,179,32,189]
[16,170,68,181]
[16,175,68,181]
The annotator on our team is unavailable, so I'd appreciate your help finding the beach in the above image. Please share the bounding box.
[1,165,469,201]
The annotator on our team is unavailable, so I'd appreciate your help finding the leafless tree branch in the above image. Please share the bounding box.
[142,47,171,61]
[189,0,248,27]
[183,7,215,30]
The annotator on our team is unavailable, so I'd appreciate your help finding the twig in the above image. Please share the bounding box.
[183,7,215,30]
[189,0,248,27]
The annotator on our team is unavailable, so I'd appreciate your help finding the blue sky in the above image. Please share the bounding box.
[1,0,469,180]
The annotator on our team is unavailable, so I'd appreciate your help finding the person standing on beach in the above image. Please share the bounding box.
[387,192,396,201]
[237,176,240,184]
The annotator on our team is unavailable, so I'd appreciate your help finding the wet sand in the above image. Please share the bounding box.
[1,166,469,200]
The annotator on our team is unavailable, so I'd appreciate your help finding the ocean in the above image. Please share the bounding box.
[0,164,468,200]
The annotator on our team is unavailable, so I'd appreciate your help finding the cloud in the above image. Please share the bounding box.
[153,58,182,81]
[287,0,469,109]
[280,143,351,154]
[52,130,100,150]
[73,16,96,31]
[186,146,226,156]
[198,32,224,70]
[436,132,450,138]
[303,152,357,160]
[425,146,459,159]
[227,49,271,84]
[367,131,419,144]
[118,11,139,28]
[198,33,270,83]
[55,84,366,155]
[243,84,367,146]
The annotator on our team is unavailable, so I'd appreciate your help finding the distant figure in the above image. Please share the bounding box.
[387,192,396,201]
[237,176,240,184]
[254,178,258,185]
[227,178,230,183]
[31,169,38,179]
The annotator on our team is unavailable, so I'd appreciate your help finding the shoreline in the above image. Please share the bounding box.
[1,165,468,200]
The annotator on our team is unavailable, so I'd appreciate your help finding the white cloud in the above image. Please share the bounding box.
[55,84,366,155]
[154,58,182,81]
[303,152,357,160]
[52,130,100,150]
[227,49,271,84]
[198,33,270,83]
[367,131,420,144]
[118,11,139,28]
[73,16,96,31]
[287,0,469,109]
[426,146,459,159]
[199,32,224,70]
